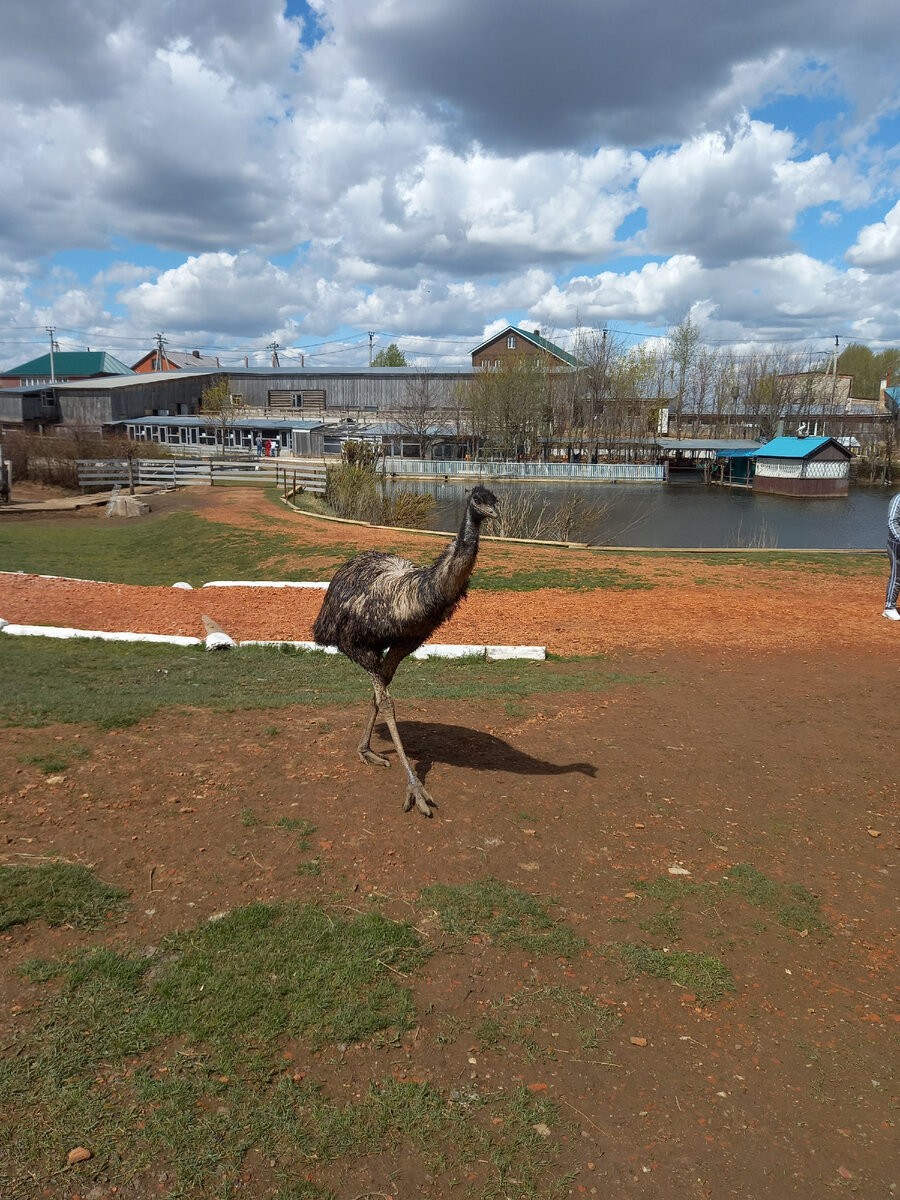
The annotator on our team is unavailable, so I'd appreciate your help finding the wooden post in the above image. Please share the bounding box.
[209,459,214,486]
[292,470,297,500]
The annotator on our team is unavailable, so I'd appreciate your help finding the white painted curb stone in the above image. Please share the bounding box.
[239,640,340,653]
[412,644,485,659]
[202,580,330,589]
[205,631,237,651]
[172,581,193,590]
[486,645,546,661]
[0,623,202,646]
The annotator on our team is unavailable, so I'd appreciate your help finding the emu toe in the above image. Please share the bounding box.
[404,782,435,817]
[358,747,391,767]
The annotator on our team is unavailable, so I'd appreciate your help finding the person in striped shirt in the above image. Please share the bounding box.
[884,491,900,620]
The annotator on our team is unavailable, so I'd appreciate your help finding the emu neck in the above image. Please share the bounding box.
[433,503,483,596]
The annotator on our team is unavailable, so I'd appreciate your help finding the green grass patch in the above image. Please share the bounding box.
[632,865,829,940]
[17,743,90,774]
[0,508,359,587]
[669,550,884,575]
[0,862,130,931]
[2,901,566,1198]
[617,943,735,1004]
[475,563,654,592]
[0,637,636,729]
[471,984,622,1060]
[421,878,585,958]
[723,863,830,935]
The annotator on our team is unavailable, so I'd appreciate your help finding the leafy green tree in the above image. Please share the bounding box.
[371,343,408,367]
[836,343,900,400]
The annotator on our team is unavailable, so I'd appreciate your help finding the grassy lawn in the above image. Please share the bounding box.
[0,509,359,587]
[0,636,638,729]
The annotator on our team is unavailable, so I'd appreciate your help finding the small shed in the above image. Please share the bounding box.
[713,447,755,488]
[750,436,851,498]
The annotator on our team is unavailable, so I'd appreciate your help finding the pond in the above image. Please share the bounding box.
[388,478,895,549]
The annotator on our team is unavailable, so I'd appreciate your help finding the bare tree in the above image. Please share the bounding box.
[668,315,701,439]
[466,358,552,460]
[201,376,246,456]
[395,371,439,459]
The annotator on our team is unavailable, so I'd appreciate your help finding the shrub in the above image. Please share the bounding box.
[324,441,433,527]
[5,431,171,490]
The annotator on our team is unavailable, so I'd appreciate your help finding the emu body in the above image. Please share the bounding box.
[313,485,498,815]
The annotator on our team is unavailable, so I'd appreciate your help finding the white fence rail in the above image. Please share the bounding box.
[754,460,849,479]
[77,458,327,493]
[381,457,666,482]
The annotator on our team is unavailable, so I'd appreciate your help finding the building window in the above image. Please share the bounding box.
[507,335,516,349]
[495,359,501,367]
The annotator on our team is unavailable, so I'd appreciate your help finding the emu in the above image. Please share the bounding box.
[313,484,498,816]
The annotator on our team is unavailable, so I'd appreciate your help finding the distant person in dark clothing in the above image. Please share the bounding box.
[884,491,900,620]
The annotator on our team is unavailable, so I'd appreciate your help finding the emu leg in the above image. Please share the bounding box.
[373,679,434,817]
[357,691,390,767]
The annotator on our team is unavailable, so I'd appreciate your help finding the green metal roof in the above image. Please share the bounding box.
[3,351,135,377]
[471,325,579,367]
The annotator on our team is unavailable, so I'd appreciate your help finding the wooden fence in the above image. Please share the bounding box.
[77,458,327,494]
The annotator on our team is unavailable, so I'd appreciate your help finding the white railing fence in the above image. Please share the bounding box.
[381,457,666,482]
[754,460,849,479]
[77,458,327,493]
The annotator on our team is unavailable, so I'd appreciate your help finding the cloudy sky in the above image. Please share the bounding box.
[2,0,900,369]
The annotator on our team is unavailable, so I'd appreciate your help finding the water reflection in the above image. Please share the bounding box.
[387,477,890,549]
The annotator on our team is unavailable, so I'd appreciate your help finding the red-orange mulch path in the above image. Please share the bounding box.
[0,487,893,656]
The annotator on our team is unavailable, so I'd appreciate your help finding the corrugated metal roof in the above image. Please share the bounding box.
[113,416,323,430]
[4,351,135,377]
[750,436,843,459]
[56,370,213,389]
[657,437,759,451]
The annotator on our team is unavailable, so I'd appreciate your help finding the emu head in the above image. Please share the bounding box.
[469,485,498,521]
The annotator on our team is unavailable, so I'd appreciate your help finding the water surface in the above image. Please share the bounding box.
[390,478,894,549]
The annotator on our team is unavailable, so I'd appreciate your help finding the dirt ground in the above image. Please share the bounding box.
[0,489,897,1199]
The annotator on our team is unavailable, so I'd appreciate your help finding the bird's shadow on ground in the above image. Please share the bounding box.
[378,720,596,781]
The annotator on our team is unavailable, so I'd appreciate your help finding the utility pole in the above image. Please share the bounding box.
[830,335,840,415]
[46,326,56,383]
[268,341,280,368]
[154,331,168,372]
[368,331,375,368]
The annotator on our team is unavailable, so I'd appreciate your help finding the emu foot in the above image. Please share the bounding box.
[403,781,435,817]
[358,747,390,768]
